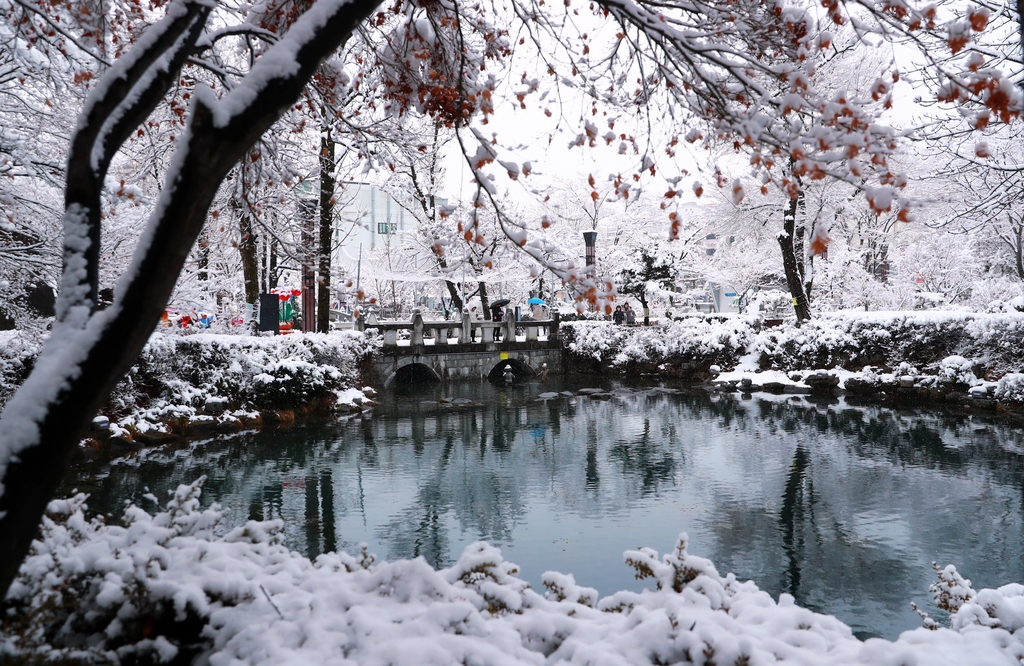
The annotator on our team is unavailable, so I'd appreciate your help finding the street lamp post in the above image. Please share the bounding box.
[583,231,597,267]
[583,231,597,312]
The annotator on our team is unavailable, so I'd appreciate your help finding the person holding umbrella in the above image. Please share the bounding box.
[490,298,510,340]
[527,297,547,321]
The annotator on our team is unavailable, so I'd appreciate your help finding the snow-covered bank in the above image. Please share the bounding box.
[0,330,379,447]
[562,312,1024,407]
[3,479,1023,665]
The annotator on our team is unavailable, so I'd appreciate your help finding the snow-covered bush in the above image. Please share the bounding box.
[750,289,793,318]
[754,317,864,370]
[755,312,977,371]
[937,356,977,387]
[0,330,43,408]
[108,331,377,416]
[994,374,1024,402]
[962,316,1024,376]
[5,481,1024,665]
[562,317,755,370]
[563,313,1024,395]
[1,331,377,419]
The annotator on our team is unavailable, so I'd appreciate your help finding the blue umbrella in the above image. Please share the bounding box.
[528,297,546,305]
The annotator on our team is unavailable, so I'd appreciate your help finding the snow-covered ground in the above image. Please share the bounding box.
[3,479,1024,665]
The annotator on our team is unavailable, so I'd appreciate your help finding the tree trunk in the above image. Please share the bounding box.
[780,194,811,322]
[1012,220,1024,281]
[269,238,279,290]
[197,224,209,282]
[442,282,461,312]
[0,0,383,599]
[317,127,334,333]
[238,211,260,311]
[479,281,489,319]
[639,291,649,325]
[794,219,806,284]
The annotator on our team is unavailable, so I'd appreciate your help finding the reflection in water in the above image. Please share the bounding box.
[780,446,812,600]
[64,381,1024,640]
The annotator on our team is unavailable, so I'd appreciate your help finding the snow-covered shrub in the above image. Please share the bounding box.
[931,563,976,614]
[756,312,981,371]
[0,330,44,409]
[562,317,755,370]
[962,315,1024,376]
[563,313,1024,382]
[936,562,1024,634]
[750,289,793,318]
[994,374,1024,402]
[755,317,863,370]
[623,533,716,594]
[561,321,634,361]
[6,481,1024,665]
[937,356,977,387]
[110,331,377,416]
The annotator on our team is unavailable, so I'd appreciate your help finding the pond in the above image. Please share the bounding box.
[63,378,1024,641]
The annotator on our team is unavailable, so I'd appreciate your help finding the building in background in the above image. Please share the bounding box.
[330,183,451,316]
[332,183,410,259]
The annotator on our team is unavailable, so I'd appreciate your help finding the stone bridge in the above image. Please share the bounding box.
[361,311,563,387]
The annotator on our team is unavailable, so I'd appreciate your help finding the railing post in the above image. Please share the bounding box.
[384,328,397,346]
[551,311,560,340]
[462,311,471,344]
[505,308,515,342]
[526,321,538,341]
[412,311,424,346]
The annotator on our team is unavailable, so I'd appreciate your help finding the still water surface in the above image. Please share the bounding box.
[65,379,1024,640]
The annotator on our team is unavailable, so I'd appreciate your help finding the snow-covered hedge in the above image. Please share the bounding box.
[0,331,378,429]
[110,331,377,415]
[754,312,1024,374]
[562,318,756,369]
[3,480,1024,665]
[563,312,1024,378]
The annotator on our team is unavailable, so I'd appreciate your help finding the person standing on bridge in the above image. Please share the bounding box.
[490,304,504,341]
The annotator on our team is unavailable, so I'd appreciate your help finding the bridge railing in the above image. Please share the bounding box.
[357,309,559,347]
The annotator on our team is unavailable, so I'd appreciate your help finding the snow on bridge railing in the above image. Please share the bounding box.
[357,309,560,347]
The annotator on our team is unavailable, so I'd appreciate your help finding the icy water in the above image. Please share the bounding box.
[64,378,1024,641]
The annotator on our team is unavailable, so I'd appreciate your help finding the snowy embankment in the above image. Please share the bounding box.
[0,330,379,446]
[563,312,1024,406]
[3,479,1023,665]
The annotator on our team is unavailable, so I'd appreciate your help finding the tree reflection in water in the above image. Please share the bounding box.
[608,417,679,496]
[63,381,1024,640]
[779,446,812,600]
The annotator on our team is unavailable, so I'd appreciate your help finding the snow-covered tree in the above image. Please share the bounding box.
[617,243,679,324]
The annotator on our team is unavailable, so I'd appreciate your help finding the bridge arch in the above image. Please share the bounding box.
[372,347,562,387]
[487,357,535,384]
[388,361,441,388]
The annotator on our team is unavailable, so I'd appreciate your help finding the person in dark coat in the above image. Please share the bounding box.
[490,304,503,340]
[613,306,625,325]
